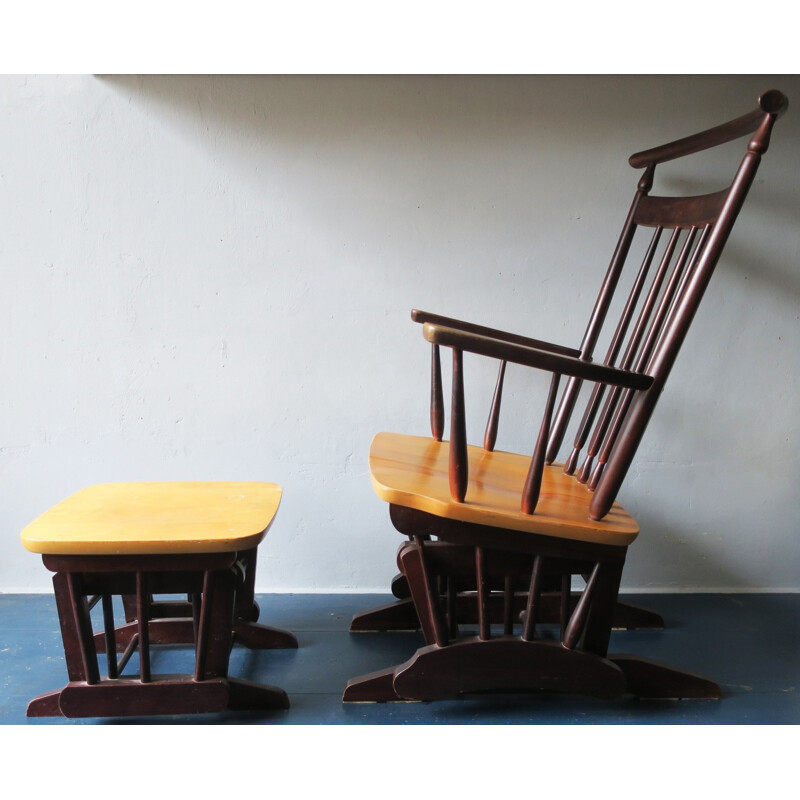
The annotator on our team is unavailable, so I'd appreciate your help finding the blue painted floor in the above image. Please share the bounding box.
[1,592,798,725]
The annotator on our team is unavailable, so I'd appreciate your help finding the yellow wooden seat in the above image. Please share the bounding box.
[369,433,639,547]
[21,481,296,719]
[21,481,283,556]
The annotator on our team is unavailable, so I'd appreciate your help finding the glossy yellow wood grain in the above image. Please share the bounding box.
[20,481,282,556]
[369,433,639,546]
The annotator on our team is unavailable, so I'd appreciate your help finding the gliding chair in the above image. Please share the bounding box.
[344,90,788,703]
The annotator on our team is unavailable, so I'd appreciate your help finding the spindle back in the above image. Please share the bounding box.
[544,90,788,520]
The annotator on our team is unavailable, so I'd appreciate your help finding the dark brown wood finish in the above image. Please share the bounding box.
[521,371,561,514]
[449,348,469,502]
[28,547,296,718]
[93,547,297,655]
[346,90,788,705]
[483,359,507,452]
[430,344,444,441]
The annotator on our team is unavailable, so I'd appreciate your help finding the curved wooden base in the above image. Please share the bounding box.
[343,667,407,703]
[226,677,291,710]
[26,689,63,717]
[394,638,627,700]
[349,599,420,632]
[344,638,628,702]
[343,644,722,704]
[611,654,722,699]
[27,676,290,718]
[232,620,298,649]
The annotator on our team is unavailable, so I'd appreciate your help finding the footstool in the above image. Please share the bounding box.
[20,481,296,718]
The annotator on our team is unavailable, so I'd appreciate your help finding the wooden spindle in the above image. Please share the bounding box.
[101,593,118,679]
[577,227,683,483]
[592,228,702,488]
[430,343,444,441]
[116,632,140,674]
[66,573,100,685]
[503,575,515,635]
[483,359,507,451]
[476,547,490,641]
[559,574,572,641]
[641,226,710,366]
[191,591,201,646]
[546,165,655,464]
[522,372,561,515]
[587,454,608,490]
[449,348,469,503]
[578,446,598,484]
[414,536,449,647]
[563,562,601,650]
[194,570,213,682]
[563,443,582,475]
[136,572,151,684]
[567,384,606,478]
[565,227,663,475]
[522,555,544,641]
[446,575,459,638]
[634,227,701,375]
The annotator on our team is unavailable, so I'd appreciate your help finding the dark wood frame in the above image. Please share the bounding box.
[28,548,297,718]
[345,90,788,703]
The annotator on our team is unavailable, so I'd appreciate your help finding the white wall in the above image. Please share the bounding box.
[1,74,798,593]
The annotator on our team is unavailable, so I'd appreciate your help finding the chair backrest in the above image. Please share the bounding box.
[544,89,788,520]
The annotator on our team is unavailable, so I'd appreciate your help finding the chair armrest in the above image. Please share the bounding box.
[411,309,581,358]
[628,89,788,169]
[422,322,653,392]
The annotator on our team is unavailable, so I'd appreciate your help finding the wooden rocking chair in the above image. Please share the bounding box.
[344,90,788,703]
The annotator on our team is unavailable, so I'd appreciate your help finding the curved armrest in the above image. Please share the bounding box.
[422,322,653,391]
[629,89,788,169]
[411,309,580,358]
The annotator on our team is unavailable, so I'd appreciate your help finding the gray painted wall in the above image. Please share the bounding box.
[2,74,798,592]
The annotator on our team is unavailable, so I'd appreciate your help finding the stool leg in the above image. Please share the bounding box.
[195,568,236,681]
[52,572,91,682]
[101,593,118,678]
[65,573,100,685]
[28,571,99,717]
[136,572,152,683]
[235,547,260,622]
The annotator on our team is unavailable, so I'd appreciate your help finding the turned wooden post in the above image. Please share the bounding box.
[449,348,469,503]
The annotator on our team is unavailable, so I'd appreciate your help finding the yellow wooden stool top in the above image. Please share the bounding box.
[369,432,639,547]
[20,481,282,556]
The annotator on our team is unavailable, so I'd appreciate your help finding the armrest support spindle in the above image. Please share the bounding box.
[449,349,469,503]
[483,360,507,452]
[430,344,444,441]
[522,372,561,514]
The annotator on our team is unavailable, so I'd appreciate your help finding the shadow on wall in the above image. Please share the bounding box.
[624,504,779,592]
[96,74,800,298]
